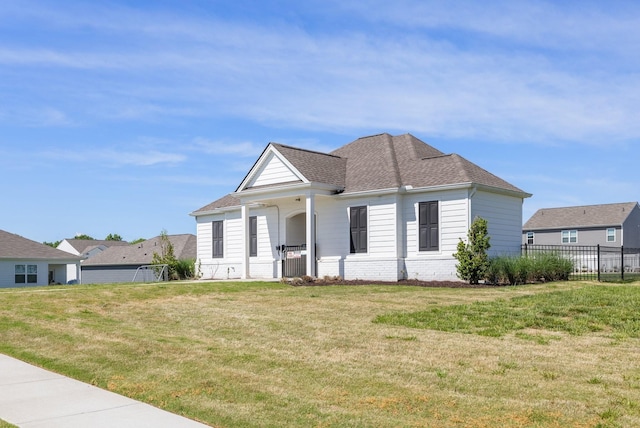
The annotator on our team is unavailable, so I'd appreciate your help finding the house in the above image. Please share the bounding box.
[0,229,84,288]
[80,234,197,284]
[523,202,640,247]
[57,238,130,283]
[191,133,531,282]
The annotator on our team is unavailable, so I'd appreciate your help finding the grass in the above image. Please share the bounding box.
[0,420,16,428]
[1,280,640,427]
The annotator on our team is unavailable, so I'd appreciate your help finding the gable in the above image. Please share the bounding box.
[245,151,303,189]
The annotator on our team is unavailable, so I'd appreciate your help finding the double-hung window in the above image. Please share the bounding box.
[561,230,577,244]
[606,228,616,243]
[419,201,439,251]
[15,264,37,284]
[349,206,367,254]
[526,232,534,245]
[212,221,224,258]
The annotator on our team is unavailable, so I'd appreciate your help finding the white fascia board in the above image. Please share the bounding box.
[236,144,309,192]
[405,182,531,199]
[335,187,402,199]
[235,182,338,203]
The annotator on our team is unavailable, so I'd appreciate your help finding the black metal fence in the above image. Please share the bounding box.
[521,244,640,282]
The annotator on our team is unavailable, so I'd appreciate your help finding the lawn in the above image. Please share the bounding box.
[1,280,640,427]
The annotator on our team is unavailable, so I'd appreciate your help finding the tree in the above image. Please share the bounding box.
[453,217,491,284]
[105,233,123,241]
[74,234,94,240]
[43,240,61,248]
[152,230,178,279]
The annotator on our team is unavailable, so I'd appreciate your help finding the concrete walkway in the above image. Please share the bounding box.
[0,355,209,427]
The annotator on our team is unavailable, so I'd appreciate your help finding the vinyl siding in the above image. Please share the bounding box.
[0,261,49,288]
[248,153,300,187]
[471,191,524,256]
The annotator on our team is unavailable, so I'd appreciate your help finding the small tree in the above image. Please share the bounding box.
[152,230,178,279]
[105,233,123,241]
[453,217,491,284]
[74,234,94,240]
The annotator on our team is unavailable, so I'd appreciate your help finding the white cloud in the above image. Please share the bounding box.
[41,148,186,167]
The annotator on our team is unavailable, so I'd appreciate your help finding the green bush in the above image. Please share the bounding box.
[454,217,491,284]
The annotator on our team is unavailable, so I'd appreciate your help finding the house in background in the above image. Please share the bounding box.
[191,133,531,282]
[0,229,83,288]
[57,238,130,283]
[80,234,196,284]
[523,202,640,247]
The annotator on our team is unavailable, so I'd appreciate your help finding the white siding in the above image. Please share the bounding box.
[0,260,49,288]
[248,153,300,187]
[471,191,524,256]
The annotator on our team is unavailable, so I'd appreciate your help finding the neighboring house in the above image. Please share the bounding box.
[191,133,531,282]
[0,229,84,288]
[57,239,130,283]
[80,234,196,284]
[523,202,640,247]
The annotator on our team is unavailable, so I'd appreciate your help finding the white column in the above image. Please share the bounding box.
[306,193,316,277]
[241,203,250,279]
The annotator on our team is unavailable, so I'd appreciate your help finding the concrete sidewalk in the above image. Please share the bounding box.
[0,355,209,427]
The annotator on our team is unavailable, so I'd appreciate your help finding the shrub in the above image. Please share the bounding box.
[487,252,574,285]
[454,217,491,284]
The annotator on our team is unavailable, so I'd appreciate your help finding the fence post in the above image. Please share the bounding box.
[621,246,625,281]
[597,245,601,282]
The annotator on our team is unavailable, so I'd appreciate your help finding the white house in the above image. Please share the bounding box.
[191,133,531,282]
[57,238,130,283]
[0,229,83,288]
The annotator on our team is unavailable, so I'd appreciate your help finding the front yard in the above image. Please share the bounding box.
[1,280,639,427]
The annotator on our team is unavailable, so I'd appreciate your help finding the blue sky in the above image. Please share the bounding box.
[1,0,638,243]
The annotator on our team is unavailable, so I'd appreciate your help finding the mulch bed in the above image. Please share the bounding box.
[288,278,495,288]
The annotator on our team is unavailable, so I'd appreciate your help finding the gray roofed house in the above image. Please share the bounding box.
[523,202,640,247]
[191,133,531,282]
[57,238,131,283]
[80,234,197,284]
[0,229,83,288]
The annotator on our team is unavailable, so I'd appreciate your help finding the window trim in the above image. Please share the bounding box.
[606,228,616,243]
[212,220,224,258]
[249,216,258,257]
[419,201,439,251]
[526,231,535,245]
[561,230,577,244]
[15,264,37,284]
[349,206,368,254]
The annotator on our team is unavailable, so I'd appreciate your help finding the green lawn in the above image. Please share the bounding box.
[1,280,639,427]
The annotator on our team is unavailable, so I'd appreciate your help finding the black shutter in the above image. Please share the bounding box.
[419,201,439,251]
[212,221,224,258]
[350,206,367,253]
[249,216,257,257]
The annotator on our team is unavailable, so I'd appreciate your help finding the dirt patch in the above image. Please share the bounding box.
[287,277,495,288]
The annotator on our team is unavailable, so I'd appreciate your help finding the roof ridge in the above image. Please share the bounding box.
[271,143,342,159]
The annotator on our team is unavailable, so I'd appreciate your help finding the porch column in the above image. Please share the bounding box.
[306,192,316,277]
[241,203,250,279]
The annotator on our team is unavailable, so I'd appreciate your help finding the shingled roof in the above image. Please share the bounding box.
[61,239,129,255]
[193,133,528,213]
[524,202,640,230]
[82,234,196,266]
[0,229,83,261]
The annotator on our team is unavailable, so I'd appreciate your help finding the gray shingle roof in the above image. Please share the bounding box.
[0,229,83,261]
[81,234,196,266]
[523,202,640,230]
[62,239,129,254]
[193,133,528,213]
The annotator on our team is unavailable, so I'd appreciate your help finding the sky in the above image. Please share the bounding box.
[1,0,639,243]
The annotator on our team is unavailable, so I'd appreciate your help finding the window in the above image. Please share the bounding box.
[419,201,439,251]
[15,264,37,284]
[526,232,534,245]
[249,216,258,257]
[606,228,616,242]
[212,221,224,258]
[561,230,577,244]
[349,206,367,253]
